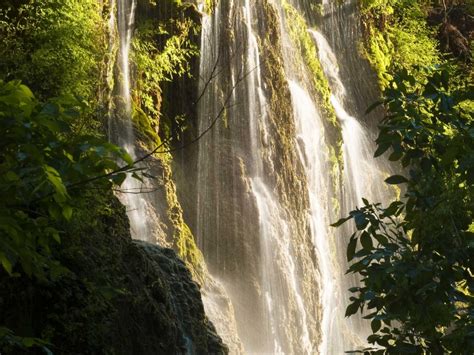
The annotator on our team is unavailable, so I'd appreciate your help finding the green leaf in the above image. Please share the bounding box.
[361,232,374,250]
[347,235,357,261]
[62,205,73,220]
[5,171,20,182]
[48,204,62,220]
[385,175,408,185]
[374,234,389,246]
[389,150,403,161]
[354,212,368,230]
[112,173,127,186]
[345,301,360,317]
[22,338,36,347]
[374,142,391,158]
[44,165,68,198]
[132,172,144,182]
[0,252,13,274]
[383,201,404,217]
[122,151,134,165]
[365,100,384,115]
[331,216,351,227]
[371,319,382,333]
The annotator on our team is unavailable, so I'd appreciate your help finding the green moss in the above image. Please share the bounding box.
[331,197,341,216]
[360,1,440,89]
[204,0,218,13]
[131,12,199,142]
[328,144,343,198]
[132,105,162,148]
[282,0,343,192]
[282,1,337,125]
[129,0,205,284]
[160,153,206,284]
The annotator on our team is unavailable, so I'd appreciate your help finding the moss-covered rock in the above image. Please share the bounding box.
[280,0,344,193]
[0,192,227,354]
[359,1,440,88]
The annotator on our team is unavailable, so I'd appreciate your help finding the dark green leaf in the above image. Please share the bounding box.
[365,100,384,115]
[361,232,373,250]
[385,175,408,185]
[331,216,351,227]
[374,143,391,158]
[345,301,360,317]
[371,319,382,333]
[347,235,357,261]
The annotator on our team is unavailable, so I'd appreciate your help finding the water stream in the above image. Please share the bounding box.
[308,12,395,353]
[194,1,394,353]
[111,0,394,353]
[112,0,159,242]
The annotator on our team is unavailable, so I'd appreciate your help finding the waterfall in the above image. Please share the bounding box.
[196,1,320,353]
[287,80,337,355]
[110,0,394,353]
[195,0,394,354]
[110,0,156,241]
[111,3,245,353]
[309,29,391,204]
[117,0,135,116]
[307,7,395,353]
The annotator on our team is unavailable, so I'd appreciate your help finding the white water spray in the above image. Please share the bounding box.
[288,80,342,355]
[310,27,395,352]
[114,0,154,240]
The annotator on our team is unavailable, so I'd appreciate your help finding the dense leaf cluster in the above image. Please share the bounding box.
[335,67,473,353]
[131,11,199,146]
[360,0,440,88]
[0,0,106,101]
[0,80,133,280]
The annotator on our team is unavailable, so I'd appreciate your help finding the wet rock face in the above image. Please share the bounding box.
[127,241,227,354]
[0,194,227,355]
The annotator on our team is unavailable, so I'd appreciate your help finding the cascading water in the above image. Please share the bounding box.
[309,29,393,205]
[110,0,394,353]
[195,0,394,354]
[245,1,315,353]
[196,1,319,353]
[287,80,340,355]
[111,0,155,241]
[117,0,135,117]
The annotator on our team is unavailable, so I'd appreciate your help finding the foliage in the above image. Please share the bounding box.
[0,327,52,354]
[0,80,133,281]
[131,16,199,146]
[334,66,473,353]
[0,0,106,101]
[360,0,440,88]
[203,0,218,13]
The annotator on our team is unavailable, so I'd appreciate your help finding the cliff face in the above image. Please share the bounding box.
[0,193,227,354]
[0,0,228,352]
